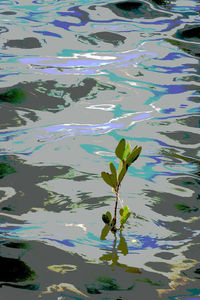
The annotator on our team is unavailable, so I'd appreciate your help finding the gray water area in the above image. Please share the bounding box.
[0,0,200,299]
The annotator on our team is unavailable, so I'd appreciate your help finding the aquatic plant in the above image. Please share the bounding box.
[101,138,142,233]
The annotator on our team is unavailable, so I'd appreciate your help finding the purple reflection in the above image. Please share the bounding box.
[132,113,151,120]
[0,111,153,154]
[19,51,156,75]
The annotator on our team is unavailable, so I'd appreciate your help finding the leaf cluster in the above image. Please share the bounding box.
[101,205,131,234]
[101,138,142,233]
[101,138,142,189]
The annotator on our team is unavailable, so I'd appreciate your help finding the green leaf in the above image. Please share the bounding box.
[126,146,142,167]
[123,141,131,161]
[110,174,117,189]
[118,164,127,184]
[102,214,110,224]
[123,205,129,214]
[120,206,131,225]
[117,160,123,176]
[115,138,125,160]
[100,225,110,240]
[101,172,114,188]
[105,211,112,222]
[120,212,131,225]
[109,162,117,180]
[119,208,124,216]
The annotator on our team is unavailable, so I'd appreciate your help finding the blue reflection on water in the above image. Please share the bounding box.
[0,110,156,155]
[161,108,176,114]
[0,223,170,252]
[185,298,200,300]
[44,237,75,247]
[33,30,62,38]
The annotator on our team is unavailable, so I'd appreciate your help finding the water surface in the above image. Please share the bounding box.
[0,0,200,299]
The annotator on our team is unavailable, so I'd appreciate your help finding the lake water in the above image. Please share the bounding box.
[0,0,200,299]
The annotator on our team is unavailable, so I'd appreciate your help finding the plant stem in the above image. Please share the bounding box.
[112,185,119,229]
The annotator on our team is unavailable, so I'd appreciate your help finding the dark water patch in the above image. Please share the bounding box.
[86,276,122,292]
[161,148,200,166]
[76,192,111,210]
[0,81,68,116]
[77,34,98,46]
[43,195,74,212]
[0,256,36,282]
[0,282,39,290]
[104,0,172,19]
[0,104,37,129]
[166,37,200,57]
[160,220,195,244]
[175,75,200,83]
[151,0,173,6]
[4,37,42,49]
[4,241,30,249]
[174,204,198,213]
[181,241,200,265]
[145,261,172,273]
[114,1,142,11]
[171,176,200,194]
[154,252,176,260]
[0,155,105,213]
[144,188,199,222]
[0,155,73,214]
[182,265,200,280]
[160,130,200,145]
[189,96,200,103]
[135,277,163,287]
[176,25,200,42]
[84,270,166,299]
[77,31,126,47]
[0,11,16,15]
[86,275,136,294]
[176,241,200,292]
[0,78,115,119]
[54,167,98,182]
[0,239,166,299]
[64,78,115,101]
[56,170,98,182]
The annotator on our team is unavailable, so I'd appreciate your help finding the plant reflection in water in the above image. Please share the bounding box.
[100,226,141,274]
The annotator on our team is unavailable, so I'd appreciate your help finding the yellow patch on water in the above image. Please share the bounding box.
[39,282,88,298]
[156,243,197,297]
[48,264,77,274]
[132,239,137,243]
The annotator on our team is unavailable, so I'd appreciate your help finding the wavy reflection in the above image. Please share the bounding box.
[0,110,153,154]
[19,49,156,75]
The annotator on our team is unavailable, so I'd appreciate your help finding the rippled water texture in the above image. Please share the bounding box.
[0,0,200,299]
